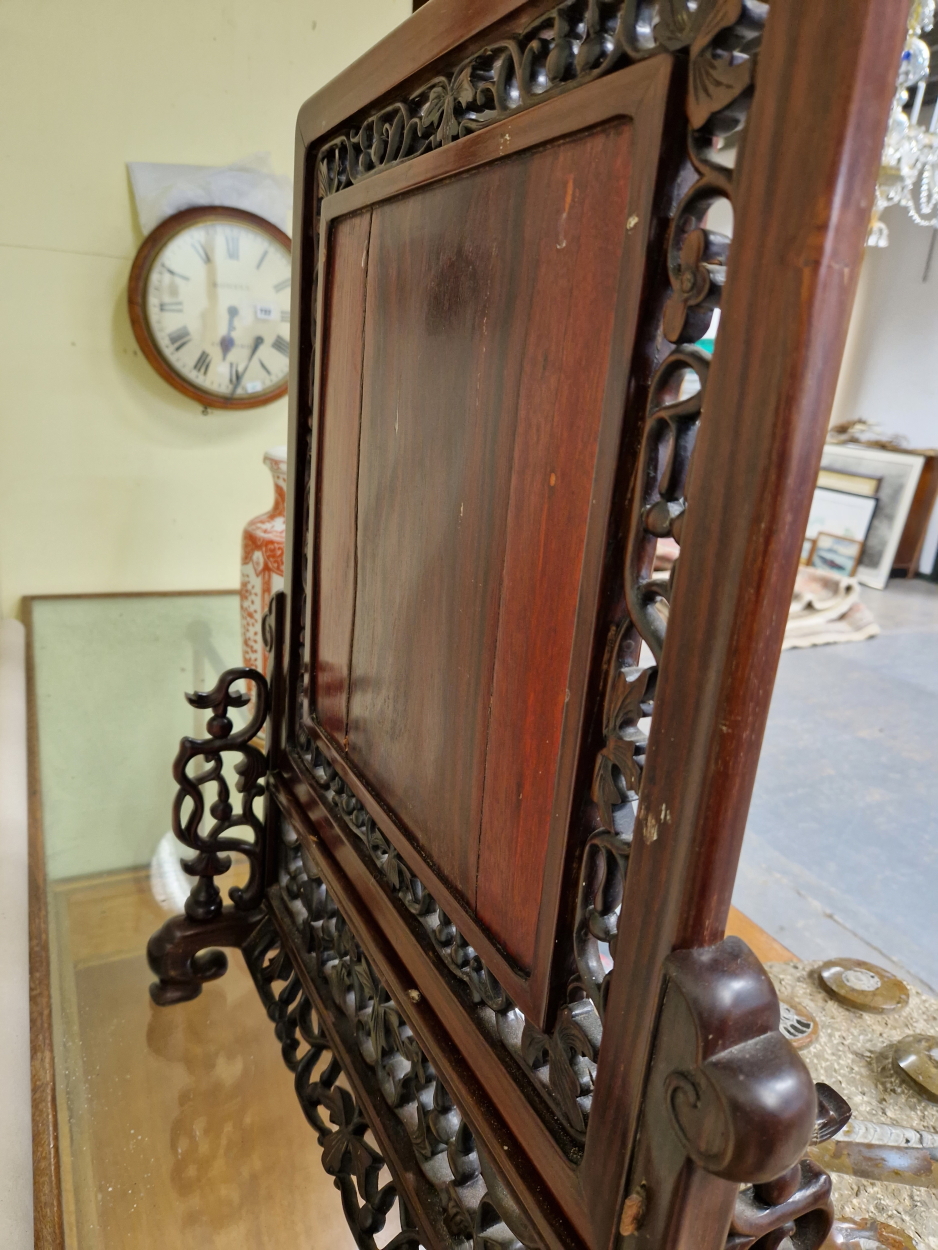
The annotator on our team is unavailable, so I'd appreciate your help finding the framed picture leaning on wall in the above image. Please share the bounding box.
[819,444,925,589]
[810,532,863,577]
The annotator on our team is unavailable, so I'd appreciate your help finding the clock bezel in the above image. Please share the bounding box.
[127,205,292,410]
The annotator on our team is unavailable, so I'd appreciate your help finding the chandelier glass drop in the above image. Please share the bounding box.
[868,0,938,246]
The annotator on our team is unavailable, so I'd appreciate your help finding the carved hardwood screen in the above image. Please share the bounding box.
[147,3,904,1250]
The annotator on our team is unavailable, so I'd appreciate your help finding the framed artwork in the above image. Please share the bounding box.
[810,532,863,577]
[816,468,880,497]
[820,444,926,589]
[806,486,877,544]
[800,536,815,564]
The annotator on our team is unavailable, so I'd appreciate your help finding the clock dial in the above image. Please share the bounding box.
[134,211,292,406]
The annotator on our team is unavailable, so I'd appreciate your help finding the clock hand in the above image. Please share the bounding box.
[220,305,239,360]
[230,335,264,395]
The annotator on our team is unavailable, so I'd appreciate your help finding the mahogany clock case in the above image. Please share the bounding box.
[127,205,292,410]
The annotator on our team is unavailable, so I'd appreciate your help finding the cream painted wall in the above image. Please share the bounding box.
[0,0,410,617]
[830,210,938,575]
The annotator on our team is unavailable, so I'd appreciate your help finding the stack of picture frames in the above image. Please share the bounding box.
[802,443,938,587]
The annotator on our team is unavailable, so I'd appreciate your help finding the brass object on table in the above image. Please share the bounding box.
[779,997,819,1049]
[818,958,909,1014]
[893,1034,938,1105]
[825,1218,918,1249]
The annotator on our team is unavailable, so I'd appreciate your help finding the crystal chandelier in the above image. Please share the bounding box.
[867,0,938,246]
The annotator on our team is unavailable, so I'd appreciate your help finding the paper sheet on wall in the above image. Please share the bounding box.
[127,152,292,237]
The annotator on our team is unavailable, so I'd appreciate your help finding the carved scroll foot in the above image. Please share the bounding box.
[147,907,258,1005]
[147,652,277,1006]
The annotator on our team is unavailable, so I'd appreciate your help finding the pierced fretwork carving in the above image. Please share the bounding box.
[307,750,510,1011]
[296,0,768,758]
[316,0,765,197]
[723,1084,850,1250]
[247,840,541,1250]
[299,748,601,1148]
[173,668,269,920]
[247,930,423,1250]
[148,666,270,1005]
[625,348,709,666]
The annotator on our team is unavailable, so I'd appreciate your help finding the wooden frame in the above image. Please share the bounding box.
[300,57,673,1026]
[127,206,292,410]
[818,443,927,588]
[143,4,905,1250]
[25,598,66,1250]
[808,533,863,578]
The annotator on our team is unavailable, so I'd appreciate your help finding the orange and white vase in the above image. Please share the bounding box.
[241,446,287,681]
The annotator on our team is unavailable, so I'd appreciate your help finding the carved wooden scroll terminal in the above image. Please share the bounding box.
[147,666,269,1004]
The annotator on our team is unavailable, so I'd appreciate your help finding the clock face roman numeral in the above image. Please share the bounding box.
[168,326,192,350]
[141,218,292,403]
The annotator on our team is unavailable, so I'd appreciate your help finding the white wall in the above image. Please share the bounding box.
[0,0,410,617]
[830,208,938,574]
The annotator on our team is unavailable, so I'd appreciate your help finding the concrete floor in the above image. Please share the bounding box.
[732,578,938,993]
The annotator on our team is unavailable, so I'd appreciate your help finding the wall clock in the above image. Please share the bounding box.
[128,206,292,409]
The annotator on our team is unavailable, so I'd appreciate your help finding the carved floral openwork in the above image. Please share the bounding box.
[246,836,541,1250]
[142,0,869,1245]
[147,668,270,1005]
[173,667,269,920]
[245,925,424,1250]
[316,0,766,196]
[259,835,839,1250]
[298,747,596,1149]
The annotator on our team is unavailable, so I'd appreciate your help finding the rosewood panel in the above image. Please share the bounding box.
[314,208,373,740]
[301,61,676,1015]
[474,122,635,968]
[343,122,636,956]
[345,149,531,898]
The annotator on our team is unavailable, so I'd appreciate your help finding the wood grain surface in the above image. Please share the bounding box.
[582,3,907,1244]
[339,121,634,954]
[25,599,66,1250]
[726,906,797,965]
[305,61,673,1010]
[314,208,373,740]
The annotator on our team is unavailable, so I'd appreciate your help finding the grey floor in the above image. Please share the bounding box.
[732,578,938,993]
